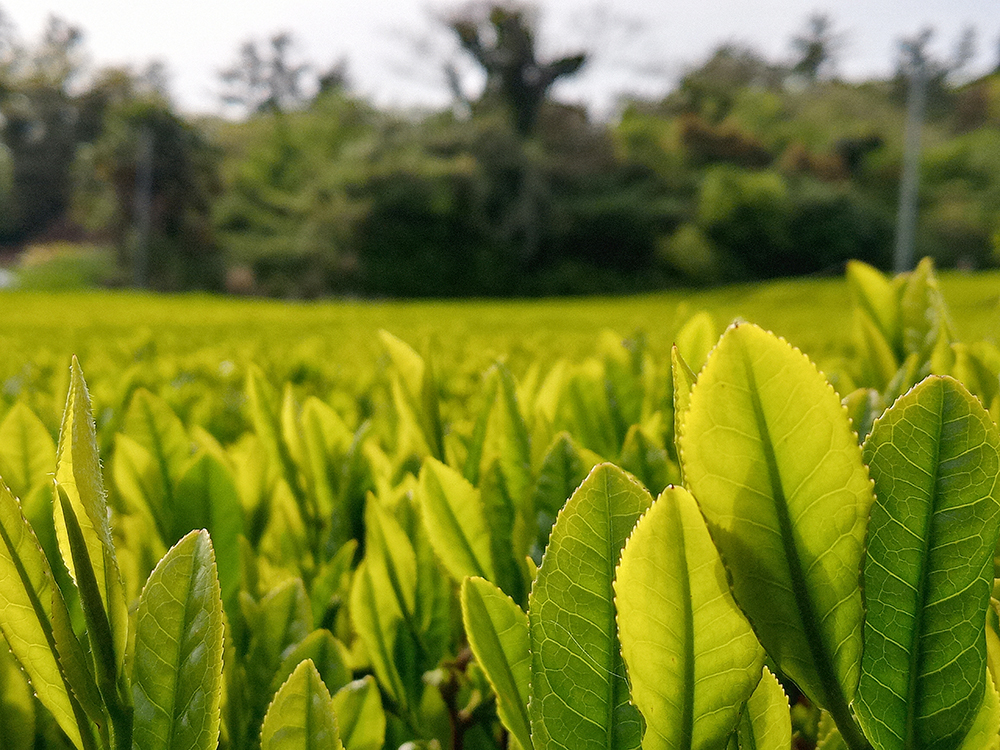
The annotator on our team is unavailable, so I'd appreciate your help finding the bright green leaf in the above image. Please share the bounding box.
[300,397,352,526]
[0,401,56,501]
[0,480,86,749]
[123,388,191,503]
[461,576,531,750]
[857,376,1000,750]
[246,365,304,506]
[615,486,764,750]
[132,530,225,750]
[841,388,883,445]
[271,630,351,698]
[332,676,385,750]
[348,560,410,713]
[679,324,872,744]
[736,668,791,750]
[532,433,592,517]
[53,358,128,679]
[670,345,697,462]
[847,260,900,358]
[418,457,495,582]
[260,659,343,750]
[618,423,669,495]
[479,461,527,605]
[900,257,951,361]
[364,495,418,624]
[378,330,424,398]
[242,578,314,736]
[0,642,35,750]
[477,364,532,507]
[856,314,900,392]
[957,672,1000,750]
[674,311,718,373]
[528,463,649,750]
[174,451,243,611]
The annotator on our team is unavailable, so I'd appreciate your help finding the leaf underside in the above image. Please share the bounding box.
[679,324,872,724]
[528,463,649,750]
[857,375,1000,750]
[615,486,764,750]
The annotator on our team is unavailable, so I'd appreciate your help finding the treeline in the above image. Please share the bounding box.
[2,6,1000,296]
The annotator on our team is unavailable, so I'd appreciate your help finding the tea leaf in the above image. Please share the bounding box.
[0,644,34,750]
[614,486,764,749]
[528,463,649,750]
[680,324,872,743]
[54,358,129,678]
[670,345,697,461]
[461,576,531,750]
[332,676,385,750]
[0,481,86,749]
[260,659,343,750]
[847,260,900,357]
[857,376,1000,750]
[132,530,224,750]
[618,423,669,495]
[349,560,410,712]
[957,673,1000,750]
[736,668,791,750]
[418,457,495,582]
[0,402,56,501]
[123,388,190,504]
[174,451,244,611]
[271,630,351,698]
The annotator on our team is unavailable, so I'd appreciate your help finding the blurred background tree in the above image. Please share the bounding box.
[790,13,844,83]
[219,32,311,117]
[448,3,585,135]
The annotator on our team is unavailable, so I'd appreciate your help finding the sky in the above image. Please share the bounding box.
[2,0,999,117]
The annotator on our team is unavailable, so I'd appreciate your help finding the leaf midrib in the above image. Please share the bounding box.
[603,470,617,750]
[738,347,856,733]
[427,468,490,580]
[679,503,695,750]
[161,540,199,748]
[468,582,531,747]
[140,396,175,510]
[903,381,944,748]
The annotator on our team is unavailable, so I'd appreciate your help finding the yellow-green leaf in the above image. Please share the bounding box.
[53,358,129,682]
[528,464,649,750]
[418,458,495,582]
[132,530,225,750]
[332,676,385,750]
[679,324,872,744]
[736,668,791,750]
[461,576,531,750]
[0,401,56,501]
[857,376,1000,750]
[615,486,764,750]
[0,481,85,749]
[260,659,343,750]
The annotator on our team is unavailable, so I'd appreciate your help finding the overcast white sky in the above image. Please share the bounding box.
[2,0,999,117]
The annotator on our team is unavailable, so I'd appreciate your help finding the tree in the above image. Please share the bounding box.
[73,93,224,289]
[790,13,843,82]
[219,32,310,116]
[448,3,586,135]
[676,44,785,123]
[0,15,86,242]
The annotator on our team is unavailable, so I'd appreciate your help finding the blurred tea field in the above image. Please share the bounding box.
[2,270,1000,439]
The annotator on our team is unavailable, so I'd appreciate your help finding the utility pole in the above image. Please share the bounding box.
[133,125,154,288]
[894,38,927,273]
